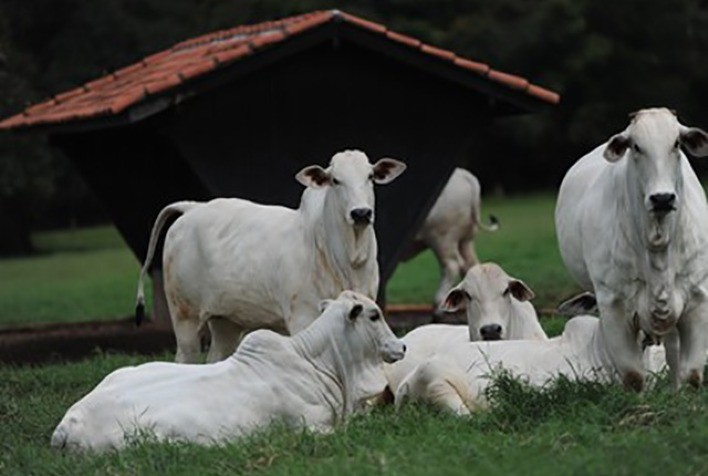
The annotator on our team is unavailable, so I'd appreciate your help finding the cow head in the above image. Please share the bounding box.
[439,263,535,341]
[296,150,406,228]
[322,290,406,364]
[603,108,708,221]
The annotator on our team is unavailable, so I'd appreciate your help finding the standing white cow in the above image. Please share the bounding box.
[555,108,708,390]
[402,168,499,307]
[51,291,406,452]
[383,262,548,397]
[394,316,668,415]
[135,150,406,363]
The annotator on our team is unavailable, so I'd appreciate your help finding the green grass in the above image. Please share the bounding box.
[0,226,149,326]
[0,193,577,326]
[2,352,708,475]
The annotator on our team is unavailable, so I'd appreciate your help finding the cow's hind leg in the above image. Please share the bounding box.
[206,317,243,363]
[430,240,463,310]
[172,317,203,364]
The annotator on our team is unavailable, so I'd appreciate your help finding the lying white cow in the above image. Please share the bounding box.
[135,150,406,363]
[395,316,668,415]
[51,291,406,452]
[384,263,547,397]
[555,108,708,390]
[402,168,498,307]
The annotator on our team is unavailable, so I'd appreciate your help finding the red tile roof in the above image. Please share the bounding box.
[0,10,560,131]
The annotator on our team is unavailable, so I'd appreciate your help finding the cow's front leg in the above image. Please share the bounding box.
[598,304,645,391]
[663,328,680,390]
[676,309,708,389]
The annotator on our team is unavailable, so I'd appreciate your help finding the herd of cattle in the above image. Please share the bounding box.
[51,107,708,451]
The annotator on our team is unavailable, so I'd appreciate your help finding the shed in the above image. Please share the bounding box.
[0,10,559,321]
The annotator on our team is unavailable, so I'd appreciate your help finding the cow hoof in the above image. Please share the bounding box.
[687,369,702,390]
[623,370,644,393]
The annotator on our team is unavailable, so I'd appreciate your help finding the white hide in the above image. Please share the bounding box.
[51,291,405,452]
[135,150,406,363]
[384,263,547,396]
[403,168,498,307]
[555,108,708,390]
[395,316,668,414]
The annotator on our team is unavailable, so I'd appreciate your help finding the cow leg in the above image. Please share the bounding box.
[172,317,203,364]
[206,317,243,363]
[663,328,681,390]
[598,310,645,391]
[458,237,479,274]
[430,240,463,309]
[676,311,708,389]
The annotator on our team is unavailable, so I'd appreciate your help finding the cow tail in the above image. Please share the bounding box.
[470,176,499,232]
[135,201,200,326]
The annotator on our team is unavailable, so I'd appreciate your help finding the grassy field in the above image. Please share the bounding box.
[1,193,707,474]
[0,192,579,326]
[2,352,708,475]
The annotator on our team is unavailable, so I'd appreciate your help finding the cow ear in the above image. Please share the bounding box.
[603,133,630,162]
[679,126,708,157]
[349,303,363,320]
[440,287,470,313]
[506,280,535,302]
[372,158,407,184]
[319,299,334,313]
[296,165,331,188]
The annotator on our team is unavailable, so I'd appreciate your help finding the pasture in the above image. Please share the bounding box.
[1,192,707,475]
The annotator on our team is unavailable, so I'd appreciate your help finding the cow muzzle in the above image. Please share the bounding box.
[649,192,677,214]
[381,338,406,363]
[480,324,503,341]
[350,208,373,226]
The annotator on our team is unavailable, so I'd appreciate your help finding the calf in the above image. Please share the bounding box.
[384,263,547,397]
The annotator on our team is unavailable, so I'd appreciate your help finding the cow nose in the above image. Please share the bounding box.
[350,208,373,224]
[649,193,676,212]
[480,324,503,341]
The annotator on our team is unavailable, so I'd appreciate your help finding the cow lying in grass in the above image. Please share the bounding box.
[384,263,548,397]
[135,150,406,363]
[394,316,667,415]
[51,291,405,452]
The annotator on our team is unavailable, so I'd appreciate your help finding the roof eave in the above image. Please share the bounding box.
[2,16,557,135]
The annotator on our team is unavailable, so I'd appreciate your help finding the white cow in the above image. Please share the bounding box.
[394,316,668,415]
[555,108,708,390]
[402,168,499,307]
[135,150,406,363]
[383,263,547,396]
[51,291,406,452]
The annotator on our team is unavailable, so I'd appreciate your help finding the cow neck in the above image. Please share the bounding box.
[310,188,375,290]
[291,312,383,421]
[619,165,683,321]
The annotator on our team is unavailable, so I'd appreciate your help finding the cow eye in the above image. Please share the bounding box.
[370,312,380,322]
[332,177,340,185]
[368,173,374,181]
[674,140,680,149]
[633,143,642,154]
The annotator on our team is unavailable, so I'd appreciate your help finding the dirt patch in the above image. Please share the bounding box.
[0,305,463,365]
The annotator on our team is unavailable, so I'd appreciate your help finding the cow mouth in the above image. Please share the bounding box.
[481,334,502,342]
[651,204,676,214]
